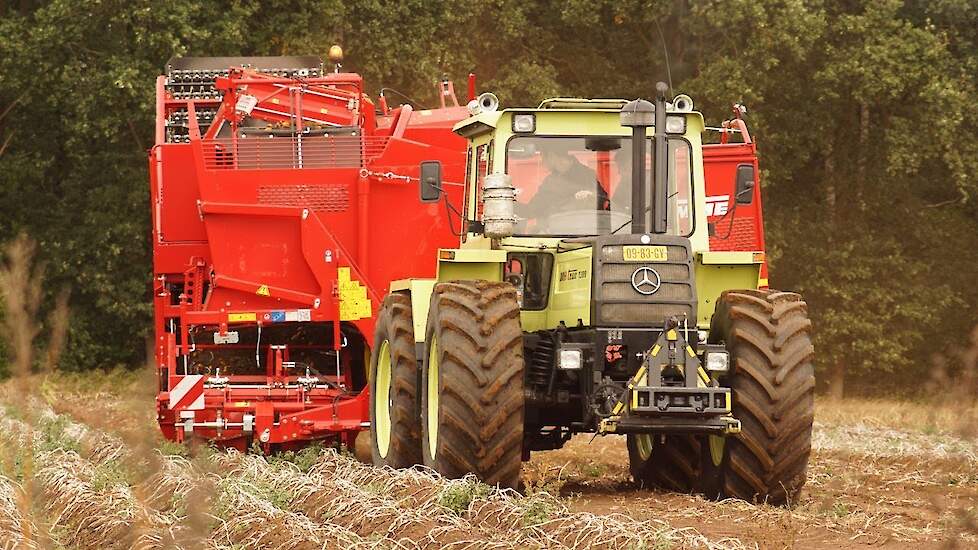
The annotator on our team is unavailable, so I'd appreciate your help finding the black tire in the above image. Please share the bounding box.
[627,434,699,493]
[421,280,525,488]
[710,289,815,505]
[369,293,422,468]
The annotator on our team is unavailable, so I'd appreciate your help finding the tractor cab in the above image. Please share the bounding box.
[449,96,706,246]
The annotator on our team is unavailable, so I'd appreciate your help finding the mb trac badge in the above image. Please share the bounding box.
[631,266,662,295]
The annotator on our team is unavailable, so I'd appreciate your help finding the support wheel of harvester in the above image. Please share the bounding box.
[627,434,700,494]
[421,280,525,489]
[710,289,815,505]
[370,293,423,468]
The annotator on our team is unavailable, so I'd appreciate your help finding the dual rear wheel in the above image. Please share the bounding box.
[369,294,422,468]
[369,281,525,489]
[420,281,525,488]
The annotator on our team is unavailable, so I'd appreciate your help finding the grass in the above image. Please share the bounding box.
[520,495,553,526]
[815,395,978,434]
[436,477,493,514]
[267,441,325,473]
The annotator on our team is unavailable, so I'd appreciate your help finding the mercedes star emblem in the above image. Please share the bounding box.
[631,266,662,295]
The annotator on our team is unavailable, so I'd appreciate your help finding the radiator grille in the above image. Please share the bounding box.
[591,235,697,327]
[600,303,695,324]
[601,263,689,281]
[600,282,692,301]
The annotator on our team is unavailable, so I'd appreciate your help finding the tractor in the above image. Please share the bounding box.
[369,82,815,505]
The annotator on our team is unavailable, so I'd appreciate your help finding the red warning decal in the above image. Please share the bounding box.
[168,374,205,411]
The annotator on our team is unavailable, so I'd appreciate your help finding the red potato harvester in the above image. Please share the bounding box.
[150,52,473,451]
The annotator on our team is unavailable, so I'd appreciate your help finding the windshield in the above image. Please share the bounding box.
[505,136,692,236]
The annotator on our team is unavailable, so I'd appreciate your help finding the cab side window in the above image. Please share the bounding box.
[474,143,491,220]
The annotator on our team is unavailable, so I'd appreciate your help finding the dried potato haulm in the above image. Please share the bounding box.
[34,449,173,550]
[0,475,39,550]
[296,449,740,550]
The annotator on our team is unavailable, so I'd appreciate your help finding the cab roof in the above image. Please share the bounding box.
[452,97,698,138]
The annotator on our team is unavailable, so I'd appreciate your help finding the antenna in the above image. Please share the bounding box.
[654,19,674,95]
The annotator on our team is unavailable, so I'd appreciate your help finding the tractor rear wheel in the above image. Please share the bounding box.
[369,293,422,468]
[710,289,815,505]
[627,434,699,493]
[421,280,525,489]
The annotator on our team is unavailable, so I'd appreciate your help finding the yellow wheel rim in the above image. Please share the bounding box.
[374,339,393,459]
[426,337,439,459]
[635,434,653,461]
[708,435,725,466]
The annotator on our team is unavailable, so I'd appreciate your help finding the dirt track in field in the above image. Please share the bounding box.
[526,431,978,549]
[1,372,976,549]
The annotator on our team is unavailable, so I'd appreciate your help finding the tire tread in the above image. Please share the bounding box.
[715,289,815,505]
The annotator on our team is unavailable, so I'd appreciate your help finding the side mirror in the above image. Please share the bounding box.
[735,164,755,204]
[419,161,442,202]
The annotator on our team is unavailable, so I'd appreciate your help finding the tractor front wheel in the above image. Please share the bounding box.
[369,293,422,468]
[711,289,815,505]
[421,280,525,489]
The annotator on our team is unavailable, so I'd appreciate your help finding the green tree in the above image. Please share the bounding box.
[681,0,978,396]
[1,0,976,398]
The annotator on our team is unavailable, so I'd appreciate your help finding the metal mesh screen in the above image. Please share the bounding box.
[600,263,689,281]
[600,303,694,324]
[600,282,692,301]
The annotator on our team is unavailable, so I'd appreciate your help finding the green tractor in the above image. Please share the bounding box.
[369,83,815,505]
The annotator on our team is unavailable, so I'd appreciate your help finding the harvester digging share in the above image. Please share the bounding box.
[150,51,810,505]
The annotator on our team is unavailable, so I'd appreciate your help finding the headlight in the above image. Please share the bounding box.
[512,113,536,133]
[559,348,582,370]
[704,350,730,373]
[665,115,686,134]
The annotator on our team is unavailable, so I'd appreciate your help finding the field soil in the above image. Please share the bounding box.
[0,370,976,549]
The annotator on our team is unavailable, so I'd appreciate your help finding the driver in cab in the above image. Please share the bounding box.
[519,143,609,224]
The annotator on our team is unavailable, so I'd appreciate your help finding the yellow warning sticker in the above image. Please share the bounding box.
[337,267,372,320]
[256,284,270,297]
[228,312,257,322]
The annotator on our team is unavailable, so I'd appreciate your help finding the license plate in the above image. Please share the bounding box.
[622,245,668,262]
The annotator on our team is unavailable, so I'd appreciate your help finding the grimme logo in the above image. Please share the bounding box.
[677,195,731,220]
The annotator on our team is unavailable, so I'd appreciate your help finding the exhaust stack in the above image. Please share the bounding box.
[619,98,653,234]
[652,82,669,234]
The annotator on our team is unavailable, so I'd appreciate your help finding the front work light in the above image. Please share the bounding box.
[704,350,730,373]
[665,115,686,134]
[512,113,536,133]
[559,348,582,370]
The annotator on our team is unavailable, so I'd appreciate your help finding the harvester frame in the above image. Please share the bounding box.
[150,54,472,452]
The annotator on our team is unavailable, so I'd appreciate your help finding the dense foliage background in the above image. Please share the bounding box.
[1,0,975,396]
